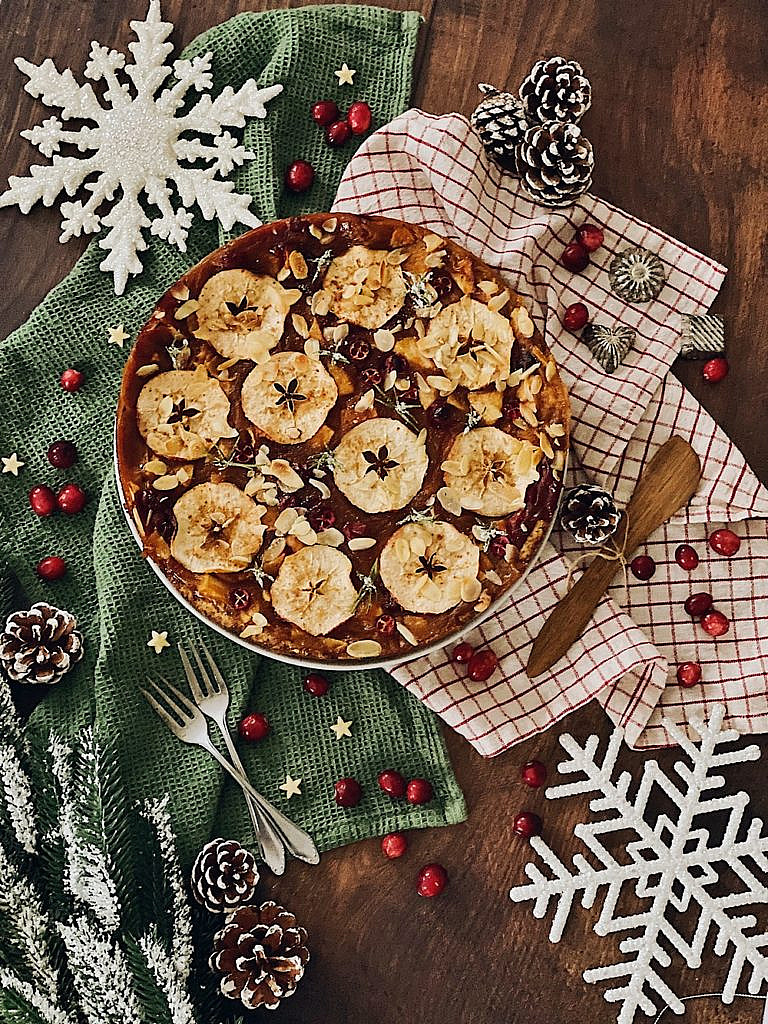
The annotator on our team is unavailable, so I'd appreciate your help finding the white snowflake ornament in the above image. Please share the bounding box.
[510,706,768,1024]
[0,1,282,294]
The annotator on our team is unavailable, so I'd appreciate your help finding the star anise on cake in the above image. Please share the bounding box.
[362,445,399,480]
[166,397,201,425]
[225,295,257,316]
[415,553,448,580]
[273,378,307,414]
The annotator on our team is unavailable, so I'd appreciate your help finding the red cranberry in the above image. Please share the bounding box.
[238,712,270,742]
[576,223,605,252]
[513,811,542,839]
[56,483,87,515]
[36,556,67,581]
[303,672,330,696]
[501,393,520,422]
[345,336,370,362]
[284,159,315,194]
[490,534,510,558]
[401,379,420,402]
[677,661,702,688]
[343,519,368,540]
[375,614,396,637]
[406,778,433,805]
[467,648,499,682]
[675,543,699,571]
[452,642,474,664]
[347,100,372,135]
[334,777,362,807]
[308,506,335,532]
[383,353,408,376]
[60,368,83,392]
[521,760,547,788]
[381,832,407,859]
[378,770,406,798]
[427,399,457,428]
[506,510,527,548]
[630,554,656,580]
[359,366,383,388]
[562,301,589,332]
[311,99,339,126]
[417,863,448,898]
[708,528,740,557]
[229,588,251,611]
[702,357,729,383]
[47,440,78,469]
[684,592,713,618]
[701,609,730,638]
[29,485,57,517]
[560,241,590,273]
[326,120,351,147]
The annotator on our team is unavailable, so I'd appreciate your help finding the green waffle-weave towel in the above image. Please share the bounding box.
[0,5,466,866]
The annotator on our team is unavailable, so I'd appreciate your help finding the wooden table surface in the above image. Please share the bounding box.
[1,2,766,1022]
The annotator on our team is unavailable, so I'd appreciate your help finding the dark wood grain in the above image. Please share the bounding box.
[1,3,767,1023]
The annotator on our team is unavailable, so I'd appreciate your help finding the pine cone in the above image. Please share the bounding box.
[516,121,594,208]
[191,838,259,914]
[210,901,310,1010]
[561,485,621,545]
[519,56,592,124]
[0,602,83,685]
[470,83,529,173]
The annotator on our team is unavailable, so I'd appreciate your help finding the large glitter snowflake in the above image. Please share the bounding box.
[0,1,282,294]
[510,706,768,1024]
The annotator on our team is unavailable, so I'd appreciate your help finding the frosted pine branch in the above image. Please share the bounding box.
[0,843,59,1000]
[139,927,197,1024]
[0,743,37,853]
[0,970,75,1024]
[58,919,143,1024]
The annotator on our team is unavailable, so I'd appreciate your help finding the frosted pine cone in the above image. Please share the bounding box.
[516,121,594,208]
[561,485,621,545]
[0,602,83,685]
[210,901,310,1010]
[470,83,529,172]
[519,56,592,124]
[191,838,259,914]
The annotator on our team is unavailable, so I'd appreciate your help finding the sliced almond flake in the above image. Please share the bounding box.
[308,478,331,499]
[484,569,503,586]
[262,537,286,563]
[311,290,332,316]
[397,622,419,646]
[513,417,527,429]
[462,495,484,512]
[169,283,190,301]
[131,506,146,537]
[521,403,539,428]
[424,232,443,251]
[268,459,304,491]
[437,486,463,517]
[348,537,376,551]
[284,425,302,440]
[383,369,397,390]
[414,318,426,338]
[474,591,492,613]
[322,217,338,232]
[332,322,349,343]
[284,288,303,306]
[373,329,395,352]
[355,388,375,412]
[174,299,199,320]
[539,432,555,459]
[274,507,299,534]
[477,280,498,295]
[136,363,159,378]
[304,337,321,359]
[144,458,167,475]
[416,428,427,445]
[352,266,368,284]
[504,545,515,562]
[288,251,308,280]
[218,357,239,371]
[553,449,566,472]
[545,359,557,381]
[309,224,323,240]
[153,474,179,491]
[546,422,566,438]
[424,251,445,269]
[347,639,382,659]
[292,313,309,338]
[487,290,509,313]
[277,265,291,282]
[426,374,453,393]
[316,527,344,547]
[528,374,542,395]
[394,377,410,392]
[175,466,193,485]
[240,622,265,639]
[243,476,262,497]
[511,306,534,338]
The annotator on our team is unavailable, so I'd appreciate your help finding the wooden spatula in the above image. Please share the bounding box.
[526,435,701,678]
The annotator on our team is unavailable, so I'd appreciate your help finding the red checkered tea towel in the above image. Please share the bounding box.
[333,110,768,754]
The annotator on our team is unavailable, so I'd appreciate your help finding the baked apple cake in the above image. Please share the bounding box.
[116,213,569,663]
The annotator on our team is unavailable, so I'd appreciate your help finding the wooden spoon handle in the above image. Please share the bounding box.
[526,436,701,678]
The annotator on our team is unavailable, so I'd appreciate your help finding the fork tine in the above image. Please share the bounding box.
[151,672,200,720]
[178,645,205,704]
[141,686,187,739]
[200,641,228,697]
[190,644,216,698]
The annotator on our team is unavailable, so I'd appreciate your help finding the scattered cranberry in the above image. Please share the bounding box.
[560,241,590,273]
[308,505,335,533]
[506,510,527,548]
[709,528,740,557]
[342,519,368,540]
[521,760,547,788]
[490,534,510,558]
[501,393,520,422]
[427,398,457,428]
[56,483,87,515]
[467,648,499,682]
[684,592,713,618]
[359,366,383,388]
[60,368,83,392]
[345,336,370,362]
[406,778,433,805]
[630,554,656,581]
[675,544,699,571]
[417,863,448,898]
[562,301,589,332]
[238,712,270,742]
[677,661,702,688]
[701,609,730,638]
[29,485,57,517]
[36,555,67,581]
[326,120,351,147]
[347,100,372,135]
[378,770,406,798]
[229,588,251,611]
[702,357,729,383]
[311,99,339,126]
[375,614,396,637]
[284,159,315,194]
[576,223,605,252]
[383,353,408,376]
[513,811,542,839]
[381,832,407,859]
[303,672,330,696]
[47,440,78,469]
[334,777,362,807]
[452,642,474,664]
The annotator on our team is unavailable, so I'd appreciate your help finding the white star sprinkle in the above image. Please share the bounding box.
[279,774,302,799]
[108,323,130,348]
[147,630,170,654]
[1,453,24,476]
[330,715,353,740]
[334,62,356,86]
